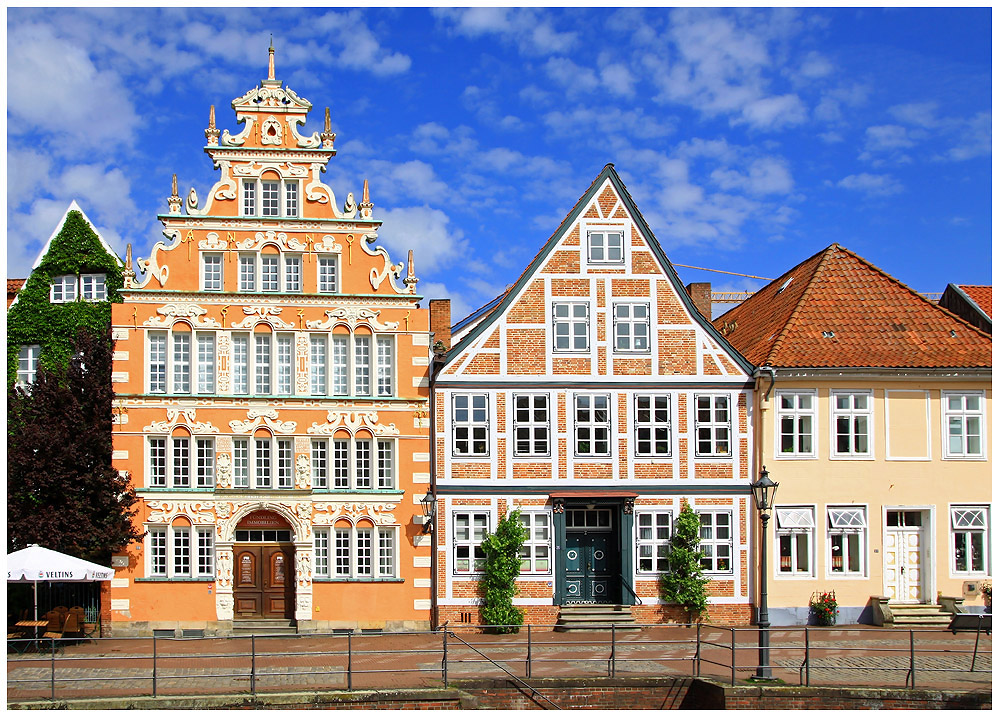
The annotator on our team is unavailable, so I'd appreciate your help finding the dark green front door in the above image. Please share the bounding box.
[565,530,616,603]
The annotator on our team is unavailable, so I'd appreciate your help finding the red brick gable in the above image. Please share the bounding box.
[715,244,992,369]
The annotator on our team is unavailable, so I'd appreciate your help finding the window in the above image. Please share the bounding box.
[147,526,213,578]
[518,513,551,573]
[196,335,215,394]
[230,437,295,490]
[242,179,300,218]
[313,527,396,578]
[310,336,327,395]
[513,394,550,456]
[310,437,394,490]
[261,254,279,291]
[148,436,212,489]
[80,274,107,300]
[284,256,301,292]
[16,345,40,387]
[587,230,624,263]
[261,181,280,217]
[354,336,371,395]
[376,336,394,396]
[243,180,257,216]
[50,275,77,303]
[203,254,223,291]
[832,391,872,457]
[148,330,217,395]
[231,332,293,396]
[695,395,731,457]
[239,255,256,292]
[775,507,814,576]
[307,333,391,397]
[553,303,589,352]
[453,394,489,457]
[453,512,489,574]
[827,506,866,576]
[318,256,338,293]
[943,393,985,458]
[777,391,815,457]
[951,506,989,575]
[149,333,167,393]
[635,395,671,457]
[614,303,649,352]
[636,512,672,573]
[285,183,298,217]
[699,511,732,572]
[575,394,611,456]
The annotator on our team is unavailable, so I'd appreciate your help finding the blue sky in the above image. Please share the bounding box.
[7,7,992,320]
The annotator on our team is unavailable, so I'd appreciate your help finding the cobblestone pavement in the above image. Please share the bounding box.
[7,625,991,702]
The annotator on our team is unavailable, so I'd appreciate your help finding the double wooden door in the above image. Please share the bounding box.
[234,545,294,619]
[564,531,617,604]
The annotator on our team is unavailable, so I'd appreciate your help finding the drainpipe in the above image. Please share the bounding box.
[428,351,441,631]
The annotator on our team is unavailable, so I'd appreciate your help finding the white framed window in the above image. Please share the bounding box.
[518,513,551,574]
[453,511,490,574]
[231,332,293,396]
[313,526,396,578]
[202,254,223,291]
[228,436,295,490]
[148,436,210,490]
[376,336,394,397]
[196,334,215,394]
[261,254,279,291]
[951,506,989,575]
[284,256,301,292]
[149,333,167,393]
[173,332,191,394]
[575,393,611,457]
[147,525,213,578]
[831,390,872,458]
[195,438,215,489]
[233,439,250,488]
[513,394,550,457]
[587,229,624,264]
[242,180,257,216]
[827,506,867,576]
[285,183,299,217]
[777,391,815,457]
[695,394,731,457]
[553,302,589,352]
[261,180,280,217]
[614,303,649,352]
[307,333,390,397]
[242,178,300,218]
[636,512,672,574]
[148,329,217,395]
[635,395,671,457]
[16,345,41,387]
[776,506,815,576]
[699,511,732,573]
[354,335,371,395]
[80,274,107,301]
[239,254,256,292]
[318,256,338,293]
[310,336,327,395]
[453,393,490,457]
[49,275,77,303]
[331,335,348,395]
[943,393,985,459]
[310,437,394,490]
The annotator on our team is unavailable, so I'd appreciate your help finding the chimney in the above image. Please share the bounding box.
[429,299,452,352]
[685,282,712,320]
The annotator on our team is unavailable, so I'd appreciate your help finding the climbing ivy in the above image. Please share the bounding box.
[478,508,528,633]
[7,210,123,386]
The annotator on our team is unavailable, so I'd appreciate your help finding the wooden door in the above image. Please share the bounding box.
[884,511,924,603]
[234,545,294,618]
[234,547,262,617]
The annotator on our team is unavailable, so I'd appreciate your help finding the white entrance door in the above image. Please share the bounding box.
[884,510,924,603]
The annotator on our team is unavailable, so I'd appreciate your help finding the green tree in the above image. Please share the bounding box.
[478,508,528,633]
[8,328,142,563]
[659,502,710,622]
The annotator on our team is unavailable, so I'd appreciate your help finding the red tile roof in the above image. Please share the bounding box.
[958,285,992,319]
[714,244,992,369]
[8,278,25,295]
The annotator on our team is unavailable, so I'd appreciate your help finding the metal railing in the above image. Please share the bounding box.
[6,623,991,703]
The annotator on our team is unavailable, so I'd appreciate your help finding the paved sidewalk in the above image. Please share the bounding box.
[7,624,991,703]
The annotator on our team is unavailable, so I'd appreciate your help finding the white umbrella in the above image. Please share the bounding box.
[7,545,114,623]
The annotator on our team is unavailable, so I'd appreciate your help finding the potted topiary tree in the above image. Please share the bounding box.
[659,502,710,624]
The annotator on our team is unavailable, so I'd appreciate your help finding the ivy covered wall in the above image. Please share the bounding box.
[7,210,124,386]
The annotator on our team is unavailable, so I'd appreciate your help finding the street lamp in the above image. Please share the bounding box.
[750,467,779,680]
[419,490,436,534]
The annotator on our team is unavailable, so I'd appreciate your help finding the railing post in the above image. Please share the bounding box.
[731,628,736,686]
[251,635,256,696]
[526,624,532,679]
[695,623,701,678]
[152,635,157,697]
[442,629,449,686]
[803,626,810,686]
[50,638,56,700]
[971,619,982,671]
[347,632,353,690]
[908,630,915,689]
[609,624,616,677]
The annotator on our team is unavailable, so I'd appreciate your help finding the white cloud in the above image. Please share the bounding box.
[418,281,474,326]
[434,8,577,55]
[946,112,991,161]
[544,57,599,94]
[836,173,904,197]
[543,107,673,140]
[798,51,834,79]
[864,124,916,151]
[888,102,939,129]
[599,63,637,97]
[711,157,793,196]
[738,94,807,130]
[365,161,450,204]
[377,205,468,274]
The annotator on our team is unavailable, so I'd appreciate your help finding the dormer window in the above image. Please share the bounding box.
[242,179,300,218]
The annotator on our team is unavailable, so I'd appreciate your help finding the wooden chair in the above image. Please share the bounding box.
[61,612,81,637]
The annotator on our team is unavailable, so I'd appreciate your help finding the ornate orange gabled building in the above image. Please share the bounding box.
[109,48,432,635]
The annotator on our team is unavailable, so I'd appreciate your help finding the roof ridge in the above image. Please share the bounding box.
[765,243,838,366]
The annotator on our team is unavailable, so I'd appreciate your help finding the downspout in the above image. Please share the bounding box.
[428,351,441,631]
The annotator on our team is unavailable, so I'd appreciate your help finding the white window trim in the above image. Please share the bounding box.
[317,254,340,294]
[512,393,551,458]
[774,389,817,460]
[552,301,590,353]
[633,394,672,458]
[775,505,816,579]
[306,332,393,398]
[49,275,78,303]
[698,510,734,574]
[941,391,987,460]
[830,389,874,460]
[237,250,303,294]
[310,436,396,491]
[612,302,650,354]
[826,505,869,579]
[145,524,214,579]
[949,504,990,577]
[313,525,398,579]
[230,435,296,490]
[452,393,491,458]
[518,512,553,575]
[241,178,301,218]
[148,328,220,396]
[201,253,224,292]
[16,344,41,388]
[635,510,673,575]
[79,273,107,301]
[452,510,491,576]
[694,394,733,458]
[230,331,295,397]
[574,393,612,458]
[584,225,626,265]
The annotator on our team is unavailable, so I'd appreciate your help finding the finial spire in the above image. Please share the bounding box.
[205,104,220,145]
[171,174,178,196]
[362,178,370,204]
[403,249,418,294]
[168,174,182,214]
[268,36,275,81]
[122,243,136,288]
[209,104,216,130]
[325,107,331,133]
[320,107,336,149]
[359,178,374,220]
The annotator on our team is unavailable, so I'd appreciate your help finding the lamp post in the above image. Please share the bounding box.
[750,467,779,680]
[420,490,436,534]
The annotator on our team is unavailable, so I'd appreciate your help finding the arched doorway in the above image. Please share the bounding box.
[233,510,295,619]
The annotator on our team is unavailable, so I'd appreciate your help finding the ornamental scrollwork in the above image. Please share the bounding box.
[145,500,217,525]
[260,116,282,145]
[287,117,321,149]
[143,408,220,434]
[235,229,307,252]
[220,117,253,146]
[305,163,335,206]
[212,161,238,202]
[200,232,228,250]
[312,234,342,253]
[305,307,399,332]
[312,502,399,526]
[307,410,398,436]
[216,548,233,590]
[217,453,233,489]
[295,454,310,490]
[230,306,295,330]
[144,303,221,329]
[229,408,297,434]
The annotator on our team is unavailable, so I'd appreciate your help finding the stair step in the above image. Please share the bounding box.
[232,619,298,636]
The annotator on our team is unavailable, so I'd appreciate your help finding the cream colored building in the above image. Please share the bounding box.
[716,244,991,624]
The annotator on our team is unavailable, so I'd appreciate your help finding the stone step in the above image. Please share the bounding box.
[555,604,637,632]
[232,619,298,636]
[554,623,642,632]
